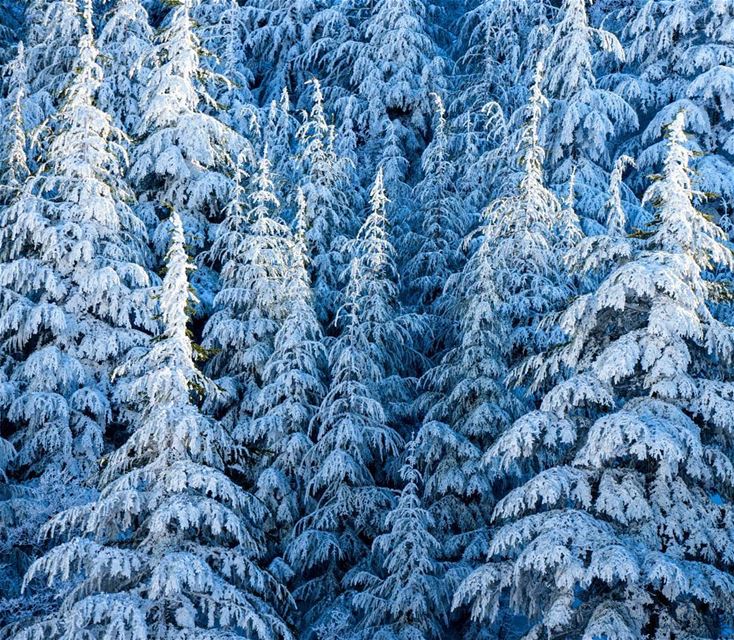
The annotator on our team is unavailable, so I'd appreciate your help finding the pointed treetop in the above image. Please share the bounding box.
[269,87,291,126]
[363,166,393,275]
[305,77,327,128]
[82,0,93,41]
[232,149,248,199]
[661,110,692,191]
[0,42,30,195]
[566,164,576,211]
[605,155,635,237]
[337,165,400,358]
[430,92,446,124]
[401,435,421,491]
[161,209,197,343]
[520,60,548,180]
[67,0,102,105]
[371,165,388,213]
[250,145,280,217]
[3,40,28,92]
[643,110,734,270]
[556,164,583,251]
[280,86,291,111]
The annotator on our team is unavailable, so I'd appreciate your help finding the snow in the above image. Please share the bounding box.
[1,0,734,639]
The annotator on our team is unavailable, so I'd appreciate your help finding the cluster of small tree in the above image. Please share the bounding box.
[0,1,733,639]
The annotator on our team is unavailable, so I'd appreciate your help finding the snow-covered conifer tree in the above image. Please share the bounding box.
[0,0,21,63]
[451,98,507,233]
[286,169,407,636]
[203,149,292,436]
[245,0,322,102]
[263,88,299,210]
[24,0,83,109]
[404,95,465,354]
[249,190,327,546]
[0,43,31,203]
[453,0,551,228]
[620,0,734,207]
[97,0,154,134]
[485,66,572,360]
[0,1,154,618]
[348,0,445,150]
[414,69,567,569]
[13,210,292,640]
[554,165,584,256]
[376,119,412,250]
[601,154,639,241]
[350,439,449,640]
[296,78,355,325]
[0,0,153,491]
[130,0,245,255]
[304,1,356,92]
[541,0,637,226]
[458,0,551,116]
[412,231,512,566]
[0,43,39,598]
[193,0,259,138]
[456,112,734,640]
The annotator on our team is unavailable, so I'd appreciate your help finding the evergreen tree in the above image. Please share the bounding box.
[13,210,292,640]
[555,164,584,257]
[286,169,407,637]
[453,0,550,233]
[541,0,637,226]
[203,149,292,439]
[404,94,465,355]
[620,0,734,208]
[193,0,259,138]
[414,69,568,568]
[458,0,551,116]
[1,44,40,601]
[0,43,31,203]
[486,66,573,362]
[451,99,507,236]
[305,0,363,111]
[25,0,83,110]
[347,0,446,151]
[249,190,327,547]
[456,112,734,640]
[263,87,299,206]
[130,0,245,255]
[245,0,322,102]
[98,0,154,134]
[0,0,22,64]
[0,0,153,618]
[376,119,412,259]
[350,439,449,640]
[0,0,153,499]
[296,78,355,326]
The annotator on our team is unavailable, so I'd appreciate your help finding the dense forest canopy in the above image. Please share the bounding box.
[1,1,734,639]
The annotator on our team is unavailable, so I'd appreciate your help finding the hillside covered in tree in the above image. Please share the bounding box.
[1,1,734,639]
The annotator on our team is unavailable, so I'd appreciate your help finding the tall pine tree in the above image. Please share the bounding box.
[203,146,293,437]
[14,210,292,640]
[286,169,408,638]
[541,0,637,227]
[350,438,449,640]
[0,0,154,619]
[249,191,327,549]
[130,0,245,256]
[457,111,734,640]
